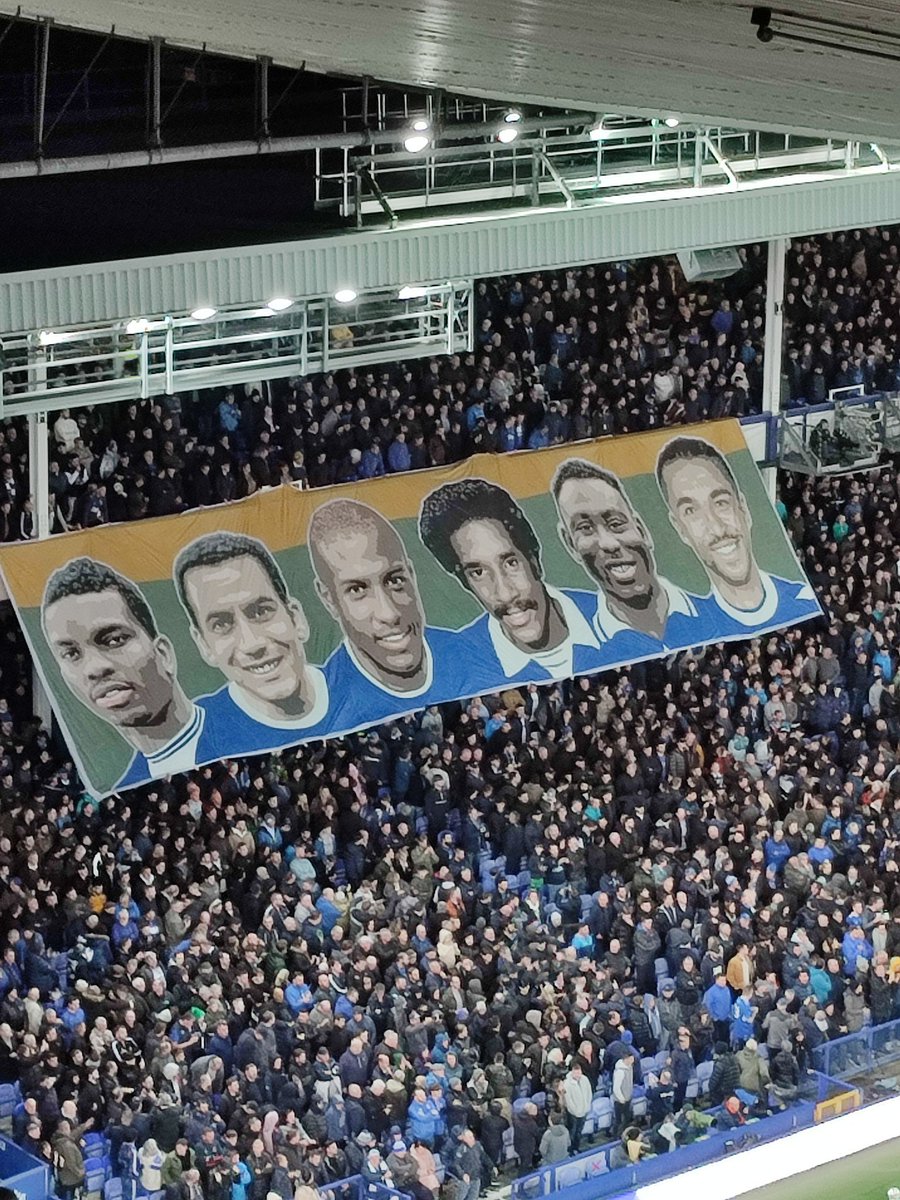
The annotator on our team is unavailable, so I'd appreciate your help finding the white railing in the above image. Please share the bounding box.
[0,283,473,416]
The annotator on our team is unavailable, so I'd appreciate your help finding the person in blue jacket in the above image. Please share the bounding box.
[309,499,473,728]
[703,972,734,1043]
[842,917,874,977]
[655,435,821,637]
[418,477,605,687]
[763,826,791,875]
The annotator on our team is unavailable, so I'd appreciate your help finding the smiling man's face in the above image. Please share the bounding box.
[315,516,425,690]
[43,588,175,729]
[450,517,551,651]
[556,474,658,611]
[182,554,309,710]
[661,457,754,594]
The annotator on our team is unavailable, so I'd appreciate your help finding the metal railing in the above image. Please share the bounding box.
[811,1016,900,1081]
[313,121,891,220]
[0,283,473,416]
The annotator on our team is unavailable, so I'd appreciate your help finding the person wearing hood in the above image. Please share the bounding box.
[540,1113,571,1164]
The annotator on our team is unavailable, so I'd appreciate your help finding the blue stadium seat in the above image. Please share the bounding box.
[103,1178,123,1200]
[696,1060,714,1093]
[590,1095,613,1132]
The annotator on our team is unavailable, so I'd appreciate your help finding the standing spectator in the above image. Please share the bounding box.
[562,1062,593,1153]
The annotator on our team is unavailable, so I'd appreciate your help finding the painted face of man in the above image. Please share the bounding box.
[315,517,425,689]
[183,554,309,710]
[661,457,755,596]
[450,517,552,651]
[556,475,658,610]
[44,588,175,729]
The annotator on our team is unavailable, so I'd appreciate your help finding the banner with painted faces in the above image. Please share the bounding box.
[0,420,821,796]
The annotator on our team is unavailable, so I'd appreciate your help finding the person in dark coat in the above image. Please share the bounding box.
[479,1101,510,1168]
[512,1102,541,1174]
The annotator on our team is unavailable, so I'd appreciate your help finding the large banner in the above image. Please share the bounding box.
[0,420,820,797]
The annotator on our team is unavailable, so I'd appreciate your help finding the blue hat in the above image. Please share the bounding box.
[847,914,862,928]
[621,1030,634,1045]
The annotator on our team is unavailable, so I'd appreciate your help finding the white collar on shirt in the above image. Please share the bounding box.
[593,575,697,642]
[145,703,204,770]
[345,636,435,699]
[228,665,330,729]
[487,586,599,677]
[710,570,780,627]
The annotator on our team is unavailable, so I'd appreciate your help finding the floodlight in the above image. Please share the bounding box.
[266,297,293,311]
[334,288,358,304]
[190,306,217,321]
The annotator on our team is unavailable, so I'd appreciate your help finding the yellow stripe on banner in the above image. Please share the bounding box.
[0,418,747,606]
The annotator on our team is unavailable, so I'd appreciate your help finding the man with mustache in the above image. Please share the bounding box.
[309,499,469,727]
[655,436,820,634]
[552,458,704,658]
[41,557,203,792]
[419,478,603,683]
[174,532,331,761]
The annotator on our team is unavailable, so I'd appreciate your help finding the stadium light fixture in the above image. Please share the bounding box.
[403,118,432,154]
[333,288,358,304]
[497,109,523,143]
[398,285,428,300]
[664,117,680,127]
[266,297,293,312]
[190,305,217,321]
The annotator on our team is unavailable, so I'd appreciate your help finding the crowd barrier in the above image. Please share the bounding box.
[509,1103,814,1200]
[811,1016,900,1080]
[0,1134,51,1200]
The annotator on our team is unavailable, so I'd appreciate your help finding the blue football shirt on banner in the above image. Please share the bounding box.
[590,577,708,664]
[694,572,822,639]
[323,626,476,730]
[456,587,607,685]
[194,666,331,761]
[114,703,205,790]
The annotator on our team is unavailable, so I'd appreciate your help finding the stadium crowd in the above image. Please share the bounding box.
[783,224,900,404]
[0,238,897,1200]
[0,245,769,538]
[3,458,899,1200]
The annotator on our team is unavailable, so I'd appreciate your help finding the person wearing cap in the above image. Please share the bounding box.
[386,1139,432,1200]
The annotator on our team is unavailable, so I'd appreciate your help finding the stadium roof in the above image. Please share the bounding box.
[12,0,900,144]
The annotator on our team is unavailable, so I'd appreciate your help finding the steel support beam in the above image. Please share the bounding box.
[26,411,52,726]
[0,110,598,179]
[256,54,271,140]
[762,235,788,499]
[33,16,51,161]
[149,35,163,150]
